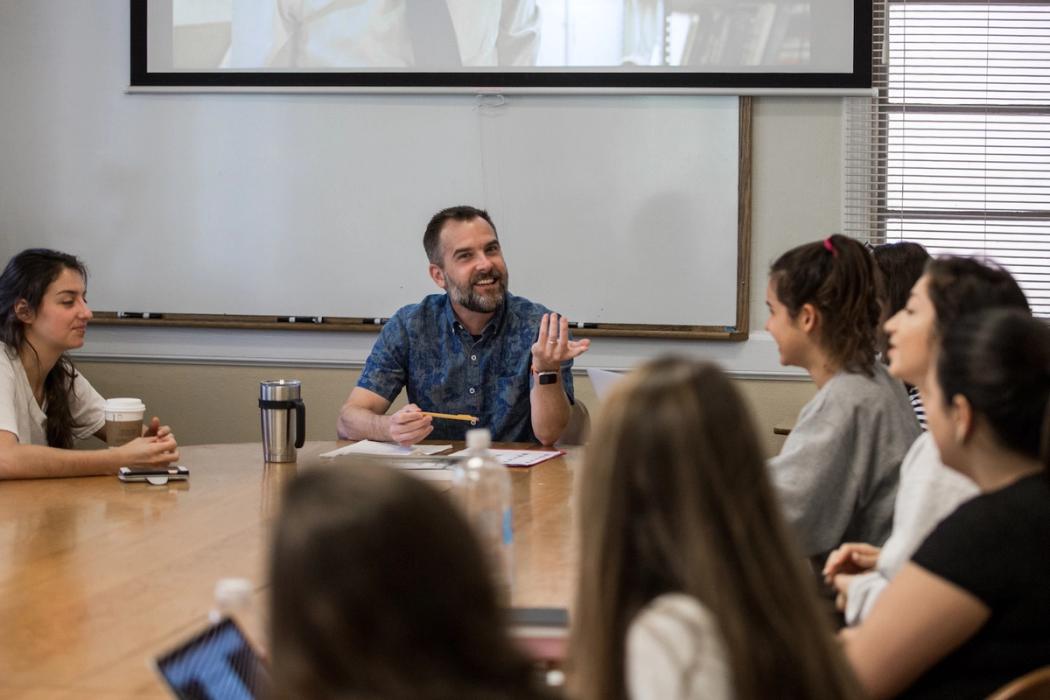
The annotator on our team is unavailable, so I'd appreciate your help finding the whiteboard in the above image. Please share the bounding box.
[2,86,742,327]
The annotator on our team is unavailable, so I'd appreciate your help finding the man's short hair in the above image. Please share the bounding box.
[422,205,498,265]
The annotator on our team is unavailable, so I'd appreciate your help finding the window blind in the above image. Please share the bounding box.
[844,1,1050,315]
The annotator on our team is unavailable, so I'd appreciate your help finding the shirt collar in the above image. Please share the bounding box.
[442,293,509,338]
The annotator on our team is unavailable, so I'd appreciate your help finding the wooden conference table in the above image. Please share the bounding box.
[0,442,577,699]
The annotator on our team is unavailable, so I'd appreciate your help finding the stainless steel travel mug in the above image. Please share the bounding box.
[259,380,306,463]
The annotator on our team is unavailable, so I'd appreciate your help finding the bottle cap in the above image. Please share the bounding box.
[213,577,253,612]
[466,428,492,450]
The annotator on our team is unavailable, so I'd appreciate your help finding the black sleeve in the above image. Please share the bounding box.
[912,496,1007,608]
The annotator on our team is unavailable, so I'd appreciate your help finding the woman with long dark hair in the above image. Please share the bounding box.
[844,309,1050,698]
[569,357,862,700]
[269,461,551,700]
[0,248,178,479]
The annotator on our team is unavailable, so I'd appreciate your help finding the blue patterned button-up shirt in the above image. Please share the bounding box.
[357,293,575,443]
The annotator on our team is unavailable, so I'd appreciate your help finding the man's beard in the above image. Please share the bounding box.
[447,270,509,313]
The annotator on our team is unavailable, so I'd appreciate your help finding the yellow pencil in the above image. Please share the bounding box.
[421,412,479,423]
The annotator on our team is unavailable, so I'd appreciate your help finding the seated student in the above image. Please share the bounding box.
[0,249,178,479]
[337,205,589,446]
[872,241,930,427]
[843,309,1050,699]
[268,462,551,700]
[765,235,920,559]
[569,357,862,700]
[825,257,1029,625]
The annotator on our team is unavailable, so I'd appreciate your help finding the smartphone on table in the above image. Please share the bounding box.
[118,466,189,483]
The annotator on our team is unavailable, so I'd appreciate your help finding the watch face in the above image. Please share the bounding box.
[538,372,558,385]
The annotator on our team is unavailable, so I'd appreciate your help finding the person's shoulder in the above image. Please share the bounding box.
[386,295,448,327]
[931,481,1010,535]
[627,593,730,698]
[0,344,19,378]
[639,593,712,621]
[917,477,1044,569]
[504,293,549,318]
[901,431,936,470]
[392,294,442,317]
[901,432,976,492]
[498,294,551,335]
[827,363,887,391]
[630,593,717,642]
[826,364,911,409]
[985,473,1050,513]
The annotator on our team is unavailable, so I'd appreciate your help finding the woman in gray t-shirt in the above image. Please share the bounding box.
[765,235,920,559]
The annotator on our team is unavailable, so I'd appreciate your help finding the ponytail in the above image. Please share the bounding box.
[938,309,1050,470]
[770,234,880,375]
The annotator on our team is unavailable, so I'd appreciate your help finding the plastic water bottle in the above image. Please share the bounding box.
[452,428,514,600]
[209,577,253,624]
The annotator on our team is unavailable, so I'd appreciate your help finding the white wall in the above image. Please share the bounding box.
[0,0,845,379]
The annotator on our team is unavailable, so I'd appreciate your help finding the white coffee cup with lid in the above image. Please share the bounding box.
[104,398,146,447]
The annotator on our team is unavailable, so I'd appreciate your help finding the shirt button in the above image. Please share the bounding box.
[469,387,476,394]
[471,355,477,361]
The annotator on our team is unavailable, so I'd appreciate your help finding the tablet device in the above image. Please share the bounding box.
[154,617,271,700]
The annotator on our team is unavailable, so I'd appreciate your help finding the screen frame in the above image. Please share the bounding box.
[153,616,270,700]
[129,0,872,93]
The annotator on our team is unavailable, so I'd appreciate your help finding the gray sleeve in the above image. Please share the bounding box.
[768,411,858,557]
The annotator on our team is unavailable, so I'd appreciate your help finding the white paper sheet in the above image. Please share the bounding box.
[319,440,452,459]
[447,448,563,467]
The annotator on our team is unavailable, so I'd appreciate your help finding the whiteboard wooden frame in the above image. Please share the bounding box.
[91,98,752,341]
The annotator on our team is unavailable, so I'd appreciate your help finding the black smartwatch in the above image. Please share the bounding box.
[537,371,559,385]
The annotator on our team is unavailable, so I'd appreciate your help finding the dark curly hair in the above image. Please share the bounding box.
[770,234,880,376]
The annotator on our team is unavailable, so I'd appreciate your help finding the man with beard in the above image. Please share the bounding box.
[337,205,589,446]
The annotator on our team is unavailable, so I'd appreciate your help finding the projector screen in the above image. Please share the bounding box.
[131,0,872,92]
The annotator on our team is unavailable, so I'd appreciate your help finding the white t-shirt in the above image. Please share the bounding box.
[0,344,105,445]
[844,431,979,624]
[626,593,732,700]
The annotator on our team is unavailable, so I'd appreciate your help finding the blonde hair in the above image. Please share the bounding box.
[569,357,861,700]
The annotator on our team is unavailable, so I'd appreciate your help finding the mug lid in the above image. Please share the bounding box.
[105,397,145,411]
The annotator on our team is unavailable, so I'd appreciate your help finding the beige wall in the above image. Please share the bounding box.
[75,361,814,457]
